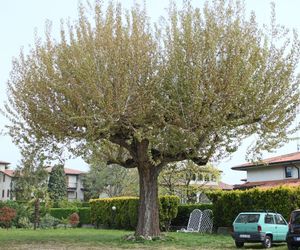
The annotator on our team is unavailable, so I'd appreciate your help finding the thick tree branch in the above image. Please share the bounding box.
[107,158,137,169]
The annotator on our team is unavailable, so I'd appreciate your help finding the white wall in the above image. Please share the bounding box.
[247,165,299,182]
[0,173,12,201]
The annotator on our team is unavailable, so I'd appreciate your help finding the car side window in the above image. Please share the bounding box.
[264,214,275,224]
[275,215,287,225]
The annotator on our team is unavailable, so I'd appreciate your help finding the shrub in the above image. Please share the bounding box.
[90,195,180,231]
[0,206,17,229]
[0,200,31,227]
[206,186,300,228]
[69,212,80,228]
[52,199,85,208]
[49,208,78,220]
[171,203,213,228]
[18,217,32,229]
[78,207,91,225]
[40,214,61,229]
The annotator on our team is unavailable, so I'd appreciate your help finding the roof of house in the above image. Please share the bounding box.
[46,167,85,175]
[232,152,300,171]
[0,161,10,165]
[0,169,15,177]
[218,181,233,190]
[234,178,300,189]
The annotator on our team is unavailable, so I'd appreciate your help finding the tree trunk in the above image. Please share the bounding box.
[135,165,161,238]
[34,199,40,230]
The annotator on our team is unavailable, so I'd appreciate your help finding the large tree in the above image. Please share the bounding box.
[5,1,300,237]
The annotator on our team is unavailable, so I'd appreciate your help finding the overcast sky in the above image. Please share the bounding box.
[1,0,300,184]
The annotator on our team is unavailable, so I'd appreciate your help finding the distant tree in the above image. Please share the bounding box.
[159,161,220,203]
[5,1,300,237]
[48,164,67,201]
[83,163,138,199]
[13,151,48,201]
[12,145,50,230]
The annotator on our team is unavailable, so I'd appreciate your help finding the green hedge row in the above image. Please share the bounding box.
[90,195,180,230]
[49,207,91,225]
[207,186,300,228]
[171,203,213,227]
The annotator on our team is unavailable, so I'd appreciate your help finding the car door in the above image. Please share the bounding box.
[264,214,276,238]
[274,214,288,241]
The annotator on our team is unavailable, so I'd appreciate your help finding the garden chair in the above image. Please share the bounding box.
[199,209,213,233]
[177,209,203,232]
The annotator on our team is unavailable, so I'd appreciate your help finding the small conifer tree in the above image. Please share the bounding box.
[48,164,67,201]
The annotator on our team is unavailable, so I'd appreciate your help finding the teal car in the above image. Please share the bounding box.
[232,212,288,248]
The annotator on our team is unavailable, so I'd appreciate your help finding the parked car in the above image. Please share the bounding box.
[287,209,300,250]
[232,212,288,248]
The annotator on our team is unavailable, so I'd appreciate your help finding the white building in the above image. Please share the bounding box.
[232,152,300,189]
[0,161,86,201]
[0,161,14,201]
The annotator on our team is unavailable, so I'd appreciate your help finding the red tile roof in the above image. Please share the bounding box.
[46,167,85,175]
[232,152,300,170]
[218,182,233,190]
[234,178,300,189]
[0,169,15,177]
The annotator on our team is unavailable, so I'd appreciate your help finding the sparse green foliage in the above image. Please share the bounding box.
[83,161,138,199]
[5,0,300,237]
[159,161,220,203]
[48,164,67,201]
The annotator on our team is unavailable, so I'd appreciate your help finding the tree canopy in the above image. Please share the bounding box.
[5,0,300,237]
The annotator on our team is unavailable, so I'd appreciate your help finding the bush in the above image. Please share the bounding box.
[69,212,80,228]
[0,200,31,228]
[49,208,78,220]
[40,214,61,229]
[78,207,91,225]
[90,195,180,231]
[18,217,32,229]
[0,206,17,228]
[171,203,213,228]
[52,199,84,208]
[206,186,300,228]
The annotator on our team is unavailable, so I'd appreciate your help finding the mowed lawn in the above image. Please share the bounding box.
[0,228,287,250]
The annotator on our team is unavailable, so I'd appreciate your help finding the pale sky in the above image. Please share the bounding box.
[1,0,300,185]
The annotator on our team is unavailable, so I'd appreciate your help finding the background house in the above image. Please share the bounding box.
[0,161,85,201]
[46,167,85,201]
[232,152,300,189]
[0,161,14,201]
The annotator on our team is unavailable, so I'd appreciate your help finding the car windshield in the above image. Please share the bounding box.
[235,214,260,223]
[291,212,300,224]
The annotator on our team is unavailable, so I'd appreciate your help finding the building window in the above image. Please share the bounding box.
[2,190,4,198]
[3,175,5,182]
[7,189,9,198]
[285,166,293,178]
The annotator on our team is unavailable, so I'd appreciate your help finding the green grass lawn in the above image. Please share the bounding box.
[0,228,288,250]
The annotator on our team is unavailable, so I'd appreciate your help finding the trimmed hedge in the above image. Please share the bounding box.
[90,195,180,230]
[207,186,300,228]
[49,208,78,220]
[78,207,91,224]
[49,207,91,225]
[171,203,213,228]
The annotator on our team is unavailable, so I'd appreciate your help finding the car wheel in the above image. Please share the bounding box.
[235,241,244,248]
[262,236,272,248]
[287,243,298,250]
